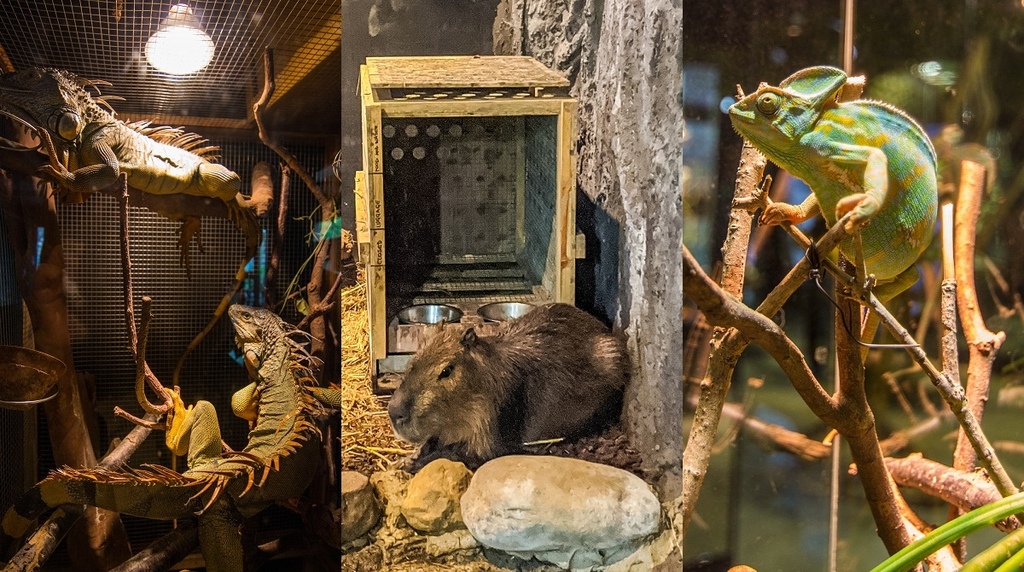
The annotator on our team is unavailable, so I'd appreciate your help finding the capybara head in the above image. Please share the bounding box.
[388,327,496,458]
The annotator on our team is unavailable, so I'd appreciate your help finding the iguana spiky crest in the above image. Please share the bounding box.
[2,306,340,572]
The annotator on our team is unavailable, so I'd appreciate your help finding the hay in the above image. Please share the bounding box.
[341,272,411,475]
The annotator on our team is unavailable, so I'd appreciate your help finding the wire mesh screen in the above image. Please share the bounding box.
[29,138,324,551]
[381,114,562,315]
[521,116,558,288]
[0,0,339,122]
[0,211,28,524]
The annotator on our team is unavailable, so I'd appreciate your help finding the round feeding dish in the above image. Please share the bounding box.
[397,304,463,325]
[477,302,536,322]
[0,346,65,411]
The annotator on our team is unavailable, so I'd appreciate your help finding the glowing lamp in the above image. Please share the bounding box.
[145,4,214,75]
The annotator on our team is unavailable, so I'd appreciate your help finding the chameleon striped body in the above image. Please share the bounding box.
[2,306,341,572]
[729,66,937,287]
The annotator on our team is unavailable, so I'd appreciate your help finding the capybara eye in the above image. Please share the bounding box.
[438,364,454,379]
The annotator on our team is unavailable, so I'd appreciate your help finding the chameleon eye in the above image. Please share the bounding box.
[756,93,781,116]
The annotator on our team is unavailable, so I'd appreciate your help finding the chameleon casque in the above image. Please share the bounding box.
[729,66,938,307]
[1,306,342,572]
[0,67,260,268]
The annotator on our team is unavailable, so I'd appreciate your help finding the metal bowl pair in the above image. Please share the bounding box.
[477,302,535,322]
[0,346,65,411]
[397,304,464,325]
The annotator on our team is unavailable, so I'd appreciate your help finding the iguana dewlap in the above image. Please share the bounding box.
[729,66,937,290]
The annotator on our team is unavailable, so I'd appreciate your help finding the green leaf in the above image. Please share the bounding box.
[871,491,1024,572]
[295,298,309,316]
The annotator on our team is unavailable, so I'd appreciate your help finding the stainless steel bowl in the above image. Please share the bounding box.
[397,304,463,325]
[0,346,65,411]
[477,301,536,322]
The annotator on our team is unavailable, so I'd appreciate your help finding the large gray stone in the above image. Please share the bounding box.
[462,455,661,570]
[401,458,473,534]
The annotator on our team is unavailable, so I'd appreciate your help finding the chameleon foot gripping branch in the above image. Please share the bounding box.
[1,306,342,572]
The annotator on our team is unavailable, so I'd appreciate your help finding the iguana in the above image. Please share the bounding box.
[0,67,260,271]
[729,66,938,339]
[1,305,342,572]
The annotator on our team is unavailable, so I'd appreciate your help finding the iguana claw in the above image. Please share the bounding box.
[176,217,205,278]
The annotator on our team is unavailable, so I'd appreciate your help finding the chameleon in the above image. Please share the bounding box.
[728,66,938,308]
[1,305,342,572]
[0,67,260,271]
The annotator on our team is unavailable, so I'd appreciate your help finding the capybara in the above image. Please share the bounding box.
[388,303,630,471]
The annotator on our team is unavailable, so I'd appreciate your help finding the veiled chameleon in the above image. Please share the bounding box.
[728,66,937,301]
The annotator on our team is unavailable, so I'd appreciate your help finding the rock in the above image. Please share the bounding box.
[462,455,661,570]
[341,471,382,544]
[401,459,473,534]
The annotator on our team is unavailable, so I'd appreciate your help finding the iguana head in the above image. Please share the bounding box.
[228,305,288,347]
[729,66,849,153]
[0,67,114,146]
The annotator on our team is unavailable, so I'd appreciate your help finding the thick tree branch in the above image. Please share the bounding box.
[834,291,915,554]
[953,160,1006,471]
[682,201,851,537]
[886,454,1020,533]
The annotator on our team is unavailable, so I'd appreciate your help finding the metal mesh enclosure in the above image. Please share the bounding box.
[0,0,340,565]
[0,0,339,125]
[382,115,560,314]
[28,138,325,551]
[0,212,29,524]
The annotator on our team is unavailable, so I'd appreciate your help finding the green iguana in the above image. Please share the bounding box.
[729,66,938,337]
[0,67,260,270]
[2,305,341,572]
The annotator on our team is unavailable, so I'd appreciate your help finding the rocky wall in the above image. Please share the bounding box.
[493,0,683,497]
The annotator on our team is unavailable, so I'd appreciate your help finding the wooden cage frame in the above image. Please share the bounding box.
[355,55,578,390]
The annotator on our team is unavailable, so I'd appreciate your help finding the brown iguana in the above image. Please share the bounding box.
[0,67,260,272]
[1,305,342,572]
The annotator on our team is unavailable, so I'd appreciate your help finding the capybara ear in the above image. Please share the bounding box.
[460,328,478,348]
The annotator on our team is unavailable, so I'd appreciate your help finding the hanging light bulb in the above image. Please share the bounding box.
[145,4,214,75]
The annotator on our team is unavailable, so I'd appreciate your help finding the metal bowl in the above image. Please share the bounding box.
[0,346,65,411]
[397,304,463,325]
[477,301,536,322]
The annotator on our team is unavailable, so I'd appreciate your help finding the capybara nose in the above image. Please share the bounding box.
[387,396,407,427]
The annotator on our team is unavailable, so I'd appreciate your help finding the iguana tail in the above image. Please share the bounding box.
[2,465,212,540]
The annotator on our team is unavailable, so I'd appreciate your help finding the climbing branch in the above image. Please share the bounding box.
[4,413,160,571]
[253,47,338,364]
[952,160,1006,471]
[265,164,291,308]
[682,180,853,538]
[116,175,171,414]
[886,454,1020,533]
[760,173,1017,500]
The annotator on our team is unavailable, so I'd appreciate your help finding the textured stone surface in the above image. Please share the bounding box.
[493,0,683,499]
[461,455,661,570]
[341,470,383,543]
[401,459,473,534]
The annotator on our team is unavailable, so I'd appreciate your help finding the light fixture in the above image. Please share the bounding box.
[145,4,214,75]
